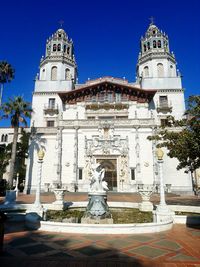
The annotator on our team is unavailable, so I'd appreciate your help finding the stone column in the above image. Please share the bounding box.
[157,158,166,207]
[135,127,141,182]
[34,149,44,212]
[56,126,63,186]
[151,127,159,187]
[73,125,79,191]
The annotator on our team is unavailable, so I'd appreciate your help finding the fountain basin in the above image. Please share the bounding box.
[25,202,173,234]
[4,202,199,234]
[38,219,173,234]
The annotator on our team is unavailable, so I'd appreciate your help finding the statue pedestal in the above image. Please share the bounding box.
[81,191,113,224]
[52,189,66,210]
[138,184,154,212]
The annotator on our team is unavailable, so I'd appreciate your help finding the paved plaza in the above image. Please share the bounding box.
[0,192,200,267]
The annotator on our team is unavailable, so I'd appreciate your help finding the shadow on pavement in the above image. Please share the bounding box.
[1,223,162,267]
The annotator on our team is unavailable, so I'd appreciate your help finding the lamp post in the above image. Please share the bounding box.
[155,148,166,209]
[155,148,174,222]
[34,149,45,210]
[14,173,19,197]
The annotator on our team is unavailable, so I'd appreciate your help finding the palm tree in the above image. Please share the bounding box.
[0,61,15,106]
[1,96,32,186]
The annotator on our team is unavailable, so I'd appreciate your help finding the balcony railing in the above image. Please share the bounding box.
[44,104,59,114]
[156,101,172,113]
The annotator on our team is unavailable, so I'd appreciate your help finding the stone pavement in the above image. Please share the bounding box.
[1,223,200,267]
[1,191,199,206]
[0,192,200,267]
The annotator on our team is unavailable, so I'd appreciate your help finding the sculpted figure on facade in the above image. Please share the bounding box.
[84,156,93,179]
[120,156,128,179]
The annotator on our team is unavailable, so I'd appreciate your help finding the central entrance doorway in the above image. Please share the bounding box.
[97,158,117,191]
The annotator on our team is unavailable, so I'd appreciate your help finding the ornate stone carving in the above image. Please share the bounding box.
[59,119,156,128]
[138,184,154,211]
[119,155,128,180]
[85,135,128,156]
[84,155,93,180]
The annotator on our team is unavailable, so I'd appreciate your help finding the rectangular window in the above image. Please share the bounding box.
[115,93,121,103]
[131,168,135,180]
[161,119,168,127]
[159,96,168,107]
[78,168,83,180]
[47,120,55,127]
[48,98,55,109]
[108,93,113,103]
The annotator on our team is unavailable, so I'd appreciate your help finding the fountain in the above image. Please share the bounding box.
[5,149,192,234]
[81,163,113,224]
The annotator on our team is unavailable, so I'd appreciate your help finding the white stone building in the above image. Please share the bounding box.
[1,22,193,194]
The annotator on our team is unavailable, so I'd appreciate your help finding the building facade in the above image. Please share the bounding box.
[21,23,193,194]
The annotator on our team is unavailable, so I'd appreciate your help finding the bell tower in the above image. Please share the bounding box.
[31,27,78,127]
[137,22,182,90]
[35,28,77,92]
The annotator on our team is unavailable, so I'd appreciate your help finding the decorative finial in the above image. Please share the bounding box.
[58,20,64,28]
[149,16,155,25]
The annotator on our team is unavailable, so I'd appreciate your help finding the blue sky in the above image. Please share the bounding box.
[0,0,199,126]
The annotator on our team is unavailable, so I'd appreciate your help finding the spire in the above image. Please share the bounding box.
[139,22,170,55]
[37,27,77,85]
[41,28,76,66]
[136,21,179,84]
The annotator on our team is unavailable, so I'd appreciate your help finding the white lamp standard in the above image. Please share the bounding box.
[155,148,166,209]
[14,173,19,197]
[155,148,174,222]
[34,149,45,209]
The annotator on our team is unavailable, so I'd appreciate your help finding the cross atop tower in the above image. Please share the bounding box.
[58,20,64,28]
[149,16,155,25]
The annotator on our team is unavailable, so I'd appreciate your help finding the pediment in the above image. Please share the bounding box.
[58,78,156,104]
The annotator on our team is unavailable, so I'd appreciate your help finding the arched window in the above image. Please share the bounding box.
[51,66,57,80]
[1,134,4,142]
[143,44,146,52]
[144,66,149,77]
[67,47,70,54]
[53,44,57,52]
[157,40,161,48]
[157,63,164,77]
[65,68,70,80]
[57,44,61,51]
[147,42,150,50]
[153,40,157,48]
[4,134,8,142]
[63,45,66,53]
